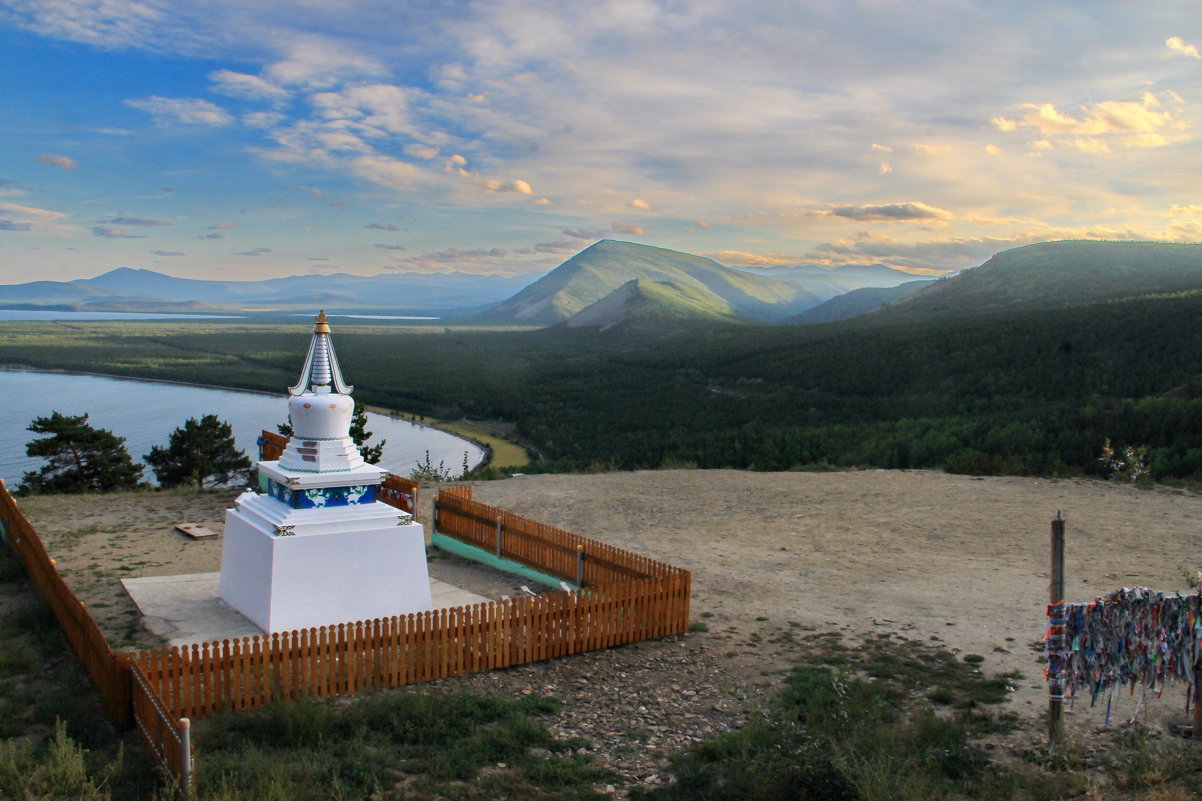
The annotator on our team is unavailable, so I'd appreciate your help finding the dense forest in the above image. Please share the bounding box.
[5,280,1202,482]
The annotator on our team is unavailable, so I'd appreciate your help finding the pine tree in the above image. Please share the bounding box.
[350,402,386,464]
[145,414,252,490]
[19,412,143,494]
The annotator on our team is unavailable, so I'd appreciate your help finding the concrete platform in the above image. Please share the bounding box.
[122,572,491,648]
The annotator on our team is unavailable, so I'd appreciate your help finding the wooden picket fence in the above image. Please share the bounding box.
[0,480,191,795]
[126,571,689,719]
[433,485,672,586]
[0,475,692,796]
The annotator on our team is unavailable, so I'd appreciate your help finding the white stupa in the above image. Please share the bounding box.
[218,311,433,632]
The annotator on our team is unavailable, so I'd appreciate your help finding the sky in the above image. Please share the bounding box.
[1,0,1200,283]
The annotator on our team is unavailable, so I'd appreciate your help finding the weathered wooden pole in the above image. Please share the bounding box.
[179,717,192,799]
[1048,511,1066,746]
[576,545,584,587]
[496,519,504,558]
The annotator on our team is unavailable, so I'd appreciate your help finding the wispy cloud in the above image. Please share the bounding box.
[0,218,32,231]
[0,201,74,235]
[125,96,233,126]
[706,250,797,267]
[34,153,77,170]
[91,226,144,238]
[100,215,172,227]
[209,69,290,104]
[0,178,31,195]
[235,247,273,256]
[366,222,400,231]
[562,228,606,239]
[611,222,644,235]
[151,249,184,256]
[815,202,953,222]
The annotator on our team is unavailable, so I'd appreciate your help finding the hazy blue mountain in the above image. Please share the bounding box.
[564,278,748,332]
[479,240,826,324]
[0,267,543,313]
[784,280,930,324]
[882,240,1202,317]
[731,262,939,294]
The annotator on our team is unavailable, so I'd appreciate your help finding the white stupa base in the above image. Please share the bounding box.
[219,493,433,633]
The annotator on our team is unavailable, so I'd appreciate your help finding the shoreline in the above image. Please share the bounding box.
[0,365,491,470]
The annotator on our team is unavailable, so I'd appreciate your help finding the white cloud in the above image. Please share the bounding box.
[243,111,285,128]
[983,144,1000,155]
[1167,36,1200,59]
[815,201,953,222]
[1169,204,1202,216]
[878,162,892,174]
[628,197,651,210]
[913,143,952,155]
[1001,95,1182,148]
[611,221,644,235]
[1068,138,1110,155]
[34,153,77,170]
[265,36,386,89]
[210,69,290,104]
[125,96,233,126]
[871,143,893,152]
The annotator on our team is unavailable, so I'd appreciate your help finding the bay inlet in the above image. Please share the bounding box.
[0,370,485,485]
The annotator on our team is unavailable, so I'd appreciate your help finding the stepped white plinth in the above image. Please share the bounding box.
[219,491,432,633]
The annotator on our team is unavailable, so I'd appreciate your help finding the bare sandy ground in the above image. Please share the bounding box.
[466,469,1202,727]
[18,469,1202,732]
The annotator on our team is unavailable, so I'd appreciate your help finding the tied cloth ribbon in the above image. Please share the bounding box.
[1045,587,1202,711]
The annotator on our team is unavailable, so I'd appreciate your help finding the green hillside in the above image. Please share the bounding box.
[479,239,822,324]
[785,281,928,324]
[565,279,748,332]
[885,240,1202,317]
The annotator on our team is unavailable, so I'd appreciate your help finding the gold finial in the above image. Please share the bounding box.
[314,310,331,334]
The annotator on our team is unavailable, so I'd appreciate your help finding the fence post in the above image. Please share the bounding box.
[179,718,192,799]
[1047,512,1066,747]
[432,498,439,534]
[576,545,584,588]
[496,519,504,559]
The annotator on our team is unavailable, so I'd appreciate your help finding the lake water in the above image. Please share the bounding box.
[0,310,244,321]
[0,370,485,486]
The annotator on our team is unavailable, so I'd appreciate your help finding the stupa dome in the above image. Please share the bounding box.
[277,311,365,473]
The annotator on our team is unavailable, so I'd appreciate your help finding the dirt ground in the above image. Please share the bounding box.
[464,469,1202,728]
[15,469,1202,784]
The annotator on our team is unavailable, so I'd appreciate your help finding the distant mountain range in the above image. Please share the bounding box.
[15,239,1185,328]
[0,267,541,314]
[477,239,933,326]
[876,240,1202,318]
